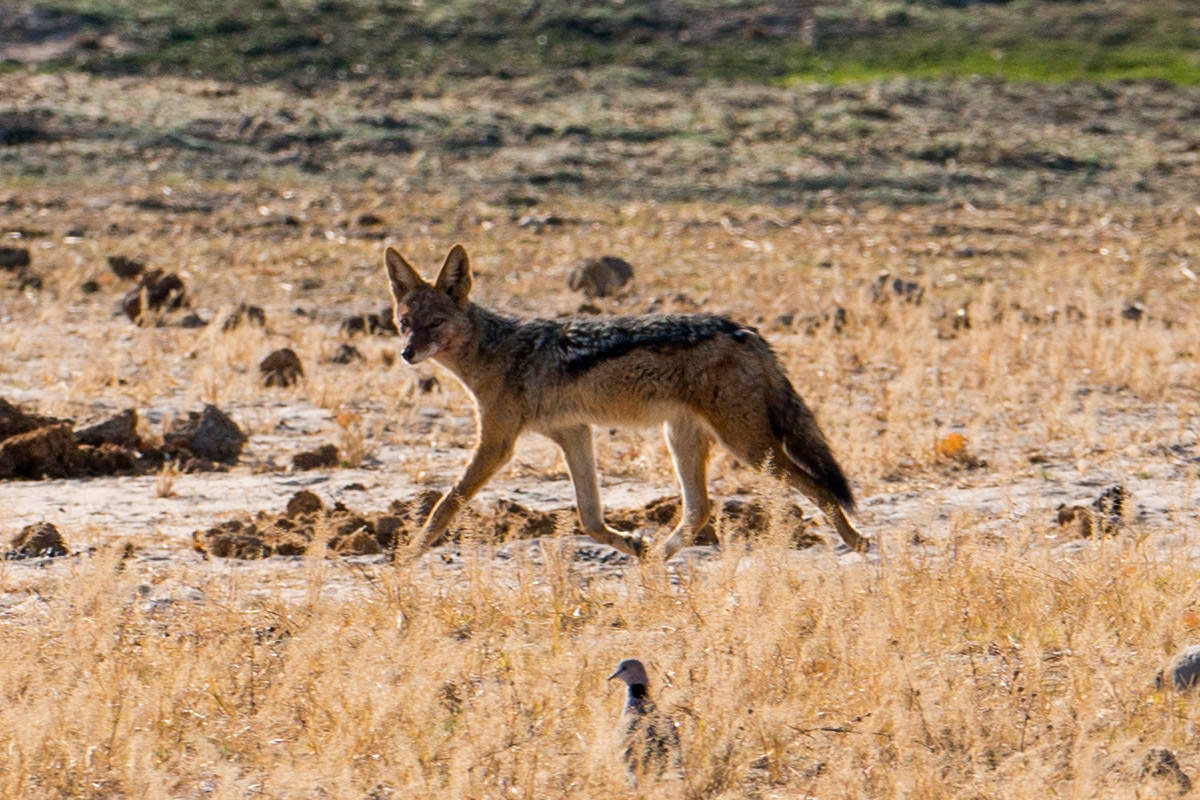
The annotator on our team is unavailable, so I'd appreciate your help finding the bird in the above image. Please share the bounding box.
[608,658,683,788]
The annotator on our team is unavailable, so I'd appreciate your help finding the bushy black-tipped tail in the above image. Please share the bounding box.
[772,392,856,513]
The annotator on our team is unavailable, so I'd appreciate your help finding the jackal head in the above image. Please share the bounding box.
[383,244,473,365]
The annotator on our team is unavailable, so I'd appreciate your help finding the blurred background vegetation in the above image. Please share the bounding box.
[4,0,1199,87]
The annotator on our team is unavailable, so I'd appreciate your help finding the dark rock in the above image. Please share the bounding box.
[79,443,137,474]
[286,489,323,517]
[81,279,100,294]
[331,529,380,555]
[0,247,31,271]
[163,405,246,463]
[178,312,207,328]
[1122,302,1145,322]
[121,269,186,322]
[107,255,144,279]
[74,409,139,448]
[340,307,398,336]
[1158,645,1200,691]
[0,424,81,479]
[330,343,364,364]
[6,522,68,559]
[518,213,565,230]
[293,443,339,470]
[567,256,634,298]
[260,348,304,387]
[0,397,64,440]
[871,271,924,304]
[374,515,404,549]
[1139,747,1192,793]
[221,303,266,331]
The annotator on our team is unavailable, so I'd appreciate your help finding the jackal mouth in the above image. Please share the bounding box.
[401,342,440,364]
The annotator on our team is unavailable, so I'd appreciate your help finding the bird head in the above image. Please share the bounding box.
[608,658,650,687]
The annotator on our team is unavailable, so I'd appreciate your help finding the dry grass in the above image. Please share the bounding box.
[4,529,1200,798]
[2,68,1200,798]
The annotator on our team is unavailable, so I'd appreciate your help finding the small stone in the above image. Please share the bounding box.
[0,247,31,271]
[568,256,634,298]
[178,312,208,328]
[6,522,68,559]
[107,255,145,279]
[330,343,364,364]
[121,269,186,322]
[163,405,247,463]
[221,303,266,331]
[1139,747,1192,793]
[293,443,339,470]
[74,409,139,448]
[1159,645,1200,691]
[260,348,304,387]
[286,490,323,517]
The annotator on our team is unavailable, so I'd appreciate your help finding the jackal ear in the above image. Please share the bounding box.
[435,244,472,310]
[384,247,425,300]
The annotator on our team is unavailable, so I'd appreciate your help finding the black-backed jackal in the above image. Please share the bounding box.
[384,244,867,559]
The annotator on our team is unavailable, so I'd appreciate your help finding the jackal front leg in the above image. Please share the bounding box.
[412,425,515,555]
[550,424,644,558]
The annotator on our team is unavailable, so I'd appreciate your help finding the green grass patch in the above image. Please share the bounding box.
[18,0,1200,86]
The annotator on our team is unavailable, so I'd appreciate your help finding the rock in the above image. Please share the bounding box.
[74,409,139,448]
[121,269,187,322]
[107,255,144,280]
[871,271,924,304]
[162,405,246,463]
[1158,645,1200,691]
[340,306,398,336]
[568,256,634,298]
[518,213,565,230]
[293,444,339,470]
[1139,747,1192,794]
[260,348,304,387]
[6,522,68,559]
[81,279,100,294]
[286,490,323,517]
[329,343,364,364]
[1056,484,1125,538]
[0,247,31,271]
[221,303,266,331]
[0,423,81,479]
[0,397,64,440]
[1122,301,1145,322]
[331,529,380,555]
[178,312,208,328]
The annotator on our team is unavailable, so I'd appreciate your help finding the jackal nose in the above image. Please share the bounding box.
[401,345,415,363]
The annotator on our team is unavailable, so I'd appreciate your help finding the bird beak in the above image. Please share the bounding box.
[607,669,620,681]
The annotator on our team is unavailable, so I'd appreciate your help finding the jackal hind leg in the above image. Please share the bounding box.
[774,455,868,552]
[549,424,644,558]
[704,413,868,554]
[661,416,713,560]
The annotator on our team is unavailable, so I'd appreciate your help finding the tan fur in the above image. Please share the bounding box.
[384,244,868,560]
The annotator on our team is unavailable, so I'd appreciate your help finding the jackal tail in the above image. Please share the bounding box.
[771,389,856,513]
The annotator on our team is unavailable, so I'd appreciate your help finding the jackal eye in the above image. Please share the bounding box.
[428,319,445,330]
[398,317,411,332]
